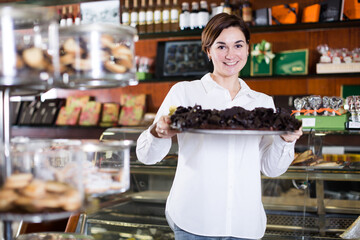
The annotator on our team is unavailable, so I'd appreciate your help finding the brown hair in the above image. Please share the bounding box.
[201,13,250,54]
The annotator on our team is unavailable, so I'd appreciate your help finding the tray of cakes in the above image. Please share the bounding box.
[170,105,302,135]
[0,138,132,222]
[55,23,138,89]
[0,4,59,93]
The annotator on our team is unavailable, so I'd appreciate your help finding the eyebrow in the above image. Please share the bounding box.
[215,40,245,45]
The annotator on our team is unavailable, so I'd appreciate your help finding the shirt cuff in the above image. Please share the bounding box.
[273,135,296,152]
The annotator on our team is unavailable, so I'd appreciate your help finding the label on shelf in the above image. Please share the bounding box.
[301,118,316,127]
[347,121,360,129]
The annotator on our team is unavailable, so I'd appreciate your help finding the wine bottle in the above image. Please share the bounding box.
[131,0,139,29]
[74,5,82,25]
[223,0,232,15]
[170,0,180,32]
[154,0,163,32]
[179,2,190,31]
[198,1,209,29]
[146,0,155,33]
[121,0,130,25]
[138,0,147,34]
[190,1,199,30]
[162,0,171,32]
[242,0,252,26]
[66,6,74,26]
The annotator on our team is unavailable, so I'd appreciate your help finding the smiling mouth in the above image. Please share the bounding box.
[224,61,238,66]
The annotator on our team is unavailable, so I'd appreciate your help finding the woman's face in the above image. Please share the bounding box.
[207,26,249,79]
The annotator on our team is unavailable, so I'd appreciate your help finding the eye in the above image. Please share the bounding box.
[217,45,226,50]
[235,44,243,49]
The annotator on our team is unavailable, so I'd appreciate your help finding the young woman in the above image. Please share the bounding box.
[136,13,303,240]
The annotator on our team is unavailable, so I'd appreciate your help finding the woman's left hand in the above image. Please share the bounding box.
[280,127,303,143]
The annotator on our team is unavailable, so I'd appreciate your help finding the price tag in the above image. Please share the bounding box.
[348,122,360,129]
[302,118,316,127]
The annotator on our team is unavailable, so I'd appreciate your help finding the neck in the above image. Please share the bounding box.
[210,73,241,100]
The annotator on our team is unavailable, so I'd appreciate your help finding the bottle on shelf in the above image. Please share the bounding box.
[66,6,74,26]
[190,1,199,30]
[131,0,139,30]
[210,3,217,19]
[170,0,180,32]
[231,0,241,17]
[74,5,82,25]
[198,1,209,29]
[138,0,147,34]
[121,0,131,26]
[162,0,171,32]
[242,0,252,26]
[237,0,243,18]
[57,7,62,24]
[60,6,67,27]
[179,2,190,31]
[154,0,163,32]
[146,0,155,33]
[223,0,232,15]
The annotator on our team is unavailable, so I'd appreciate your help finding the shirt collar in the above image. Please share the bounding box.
[201,73,257,99]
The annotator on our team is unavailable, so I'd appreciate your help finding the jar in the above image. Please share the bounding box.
[79,140,133,197]
[56,23,138,89]
[0,139,84,220]
[0,4,59,91]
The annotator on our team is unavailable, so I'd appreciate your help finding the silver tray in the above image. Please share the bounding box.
[180,128,289,135]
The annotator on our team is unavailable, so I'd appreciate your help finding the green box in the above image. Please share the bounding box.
[295,115,347,131]
[273,49,308,75]
[250,44,273,76]
[136,72,153,80]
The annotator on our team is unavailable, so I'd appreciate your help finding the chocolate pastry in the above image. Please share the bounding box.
[170,105,302,131]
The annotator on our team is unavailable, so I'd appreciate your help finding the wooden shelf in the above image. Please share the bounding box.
[138,20,360,40]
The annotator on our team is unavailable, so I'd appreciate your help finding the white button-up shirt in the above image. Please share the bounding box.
[136,73,296,239]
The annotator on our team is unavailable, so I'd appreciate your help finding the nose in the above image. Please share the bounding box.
[225,47,235,59]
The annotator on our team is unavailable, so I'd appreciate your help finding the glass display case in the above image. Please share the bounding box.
[81,127,360,240]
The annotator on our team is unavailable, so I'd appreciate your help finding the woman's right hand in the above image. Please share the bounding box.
[150,115,179,138]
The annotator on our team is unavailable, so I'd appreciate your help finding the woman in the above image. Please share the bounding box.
[136,13,302,240]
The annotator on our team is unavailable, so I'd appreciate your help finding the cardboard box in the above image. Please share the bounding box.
[101,103,120,123]
[79,101,102,126]
[118,94,146,126]
[271,3,299,25]
[302,4,321,23]
[56,106,81,126]
[273,49,308,75]
[296,115,347,130]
